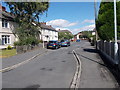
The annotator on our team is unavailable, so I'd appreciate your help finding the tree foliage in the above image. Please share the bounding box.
[80,31,93,39]
[6,2,49,45]
[58,32,73,40]
[6,2,49,24]
[96,1,120,41]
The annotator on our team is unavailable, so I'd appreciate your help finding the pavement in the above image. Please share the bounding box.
[75,41,118,88]
[2,48,47,69]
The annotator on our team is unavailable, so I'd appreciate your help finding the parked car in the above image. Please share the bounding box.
[58,42,62,47]
[47,40,61,49]
[76,39,80,42]
[60,40,70,47]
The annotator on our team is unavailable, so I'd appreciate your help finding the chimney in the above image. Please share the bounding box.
[2,6,6,11]
[0,5,2,11]
[43,22,46,25]
[0,5,6,11]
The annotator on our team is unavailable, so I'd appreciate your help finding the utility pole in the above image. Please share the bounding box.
[94,0,98,49]
[114,0,118,64]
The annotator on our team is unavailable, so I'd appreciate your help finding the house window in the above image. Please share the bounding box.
[2,19,9,28]
[2,35,10,45]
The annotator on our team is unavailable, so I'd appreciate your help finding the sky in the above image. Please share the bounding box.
[42,2,100,34]
[1,2,100,34]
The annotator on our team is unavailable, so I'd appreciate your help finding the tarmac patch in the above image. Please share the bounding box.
[23,84,40,89]
[40,67,54,71]
[61,60,66,62]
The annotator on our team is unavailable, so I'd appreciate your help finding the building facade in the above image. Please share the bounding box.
[0,5,18,49]
[39,23,58,42]
[0,5,58,49]
[74,32,83,41]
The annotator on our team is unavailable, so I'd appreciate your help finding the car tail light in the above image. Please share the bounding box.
[53,43,57,45]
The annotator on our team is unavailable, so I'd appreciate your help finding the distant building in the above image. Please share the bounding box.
[74,32,83,41]
[39,22,58,42]
[0,5,18,49]
[92,28,96,36]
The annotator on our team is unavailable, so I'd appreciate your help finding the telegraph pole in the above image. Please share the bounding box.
[114,0,118,64]
[94,0,98,49]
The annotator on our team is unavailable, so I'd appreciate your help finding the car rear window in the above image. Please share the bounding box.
[61,40,69,42]
[61,40,65,42]
[49,41,57,43]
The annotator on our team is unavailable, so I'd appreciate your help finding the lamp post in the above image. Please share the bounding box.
[114,0,118,64]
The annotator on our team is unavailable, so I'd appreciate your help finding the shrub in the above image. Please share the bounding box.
[14,37,39,46]
[39,40,43,43]
[14,41,22,46]
[7,45,12,50]
[25,37,39,45]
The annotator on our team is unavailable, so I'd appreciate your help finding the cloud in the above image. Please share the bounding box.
[46,19,77,28]
[55,27,70,31]
[72,24,95,34]
[82,19,95,24]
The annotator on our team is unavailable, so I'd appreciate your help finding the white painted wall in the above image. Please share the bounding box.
[0,18,18,46]
[40,28,58,42]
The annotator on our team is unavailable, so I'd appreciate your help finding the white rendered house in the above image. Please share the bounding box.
[39,22,58,42]
[0,5,18,49]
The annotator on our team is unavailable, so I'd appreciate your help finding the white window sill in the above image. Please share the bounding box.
[2,27,9,29]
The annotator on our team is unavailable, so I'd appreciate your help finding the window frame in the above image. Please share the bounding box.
[2,35,11,45]
[2,19,9,28]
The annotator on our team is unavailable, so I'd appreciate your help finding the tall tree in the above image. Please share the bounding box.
[96,1,120,41]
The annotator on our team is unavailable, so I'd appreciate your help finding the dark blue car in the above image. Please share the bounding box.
[61,40,70,47]
[76,39,80,42]
[47,40,61,49]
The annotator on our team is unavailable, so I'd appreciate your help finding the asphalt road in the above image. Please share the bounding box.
[2,42,77,88]
[2,40,118,88]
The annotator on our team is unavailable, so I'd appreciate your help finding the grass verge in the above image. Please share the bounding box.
[0,49,16,58]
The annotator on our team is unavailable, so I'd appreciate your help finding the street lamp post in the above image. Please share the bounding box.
[114,0,118,64]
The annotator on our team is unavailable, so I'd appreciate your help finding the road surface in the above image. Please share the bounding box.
[2,40,118,88]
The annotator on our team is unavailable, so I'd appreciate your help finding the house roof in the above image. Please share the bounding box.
[0,10,15,21]
[74,32,82,36]
[58,30,72,34]
[40,23,57,32]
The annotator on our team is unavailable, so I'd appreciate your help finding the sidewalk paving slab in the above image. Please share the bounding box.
[2,48,47,69]
[75,41,118,88]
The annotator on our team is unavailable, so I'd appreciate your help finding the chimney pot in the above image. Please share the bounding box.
[0,5,6,11]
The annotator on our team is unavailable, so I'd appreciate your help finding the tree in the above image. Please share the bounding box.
[81,31,93,39]
[6,2,49,24]
[6,2,49,45]
[58,32,73,40]
[96,1,120,41]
